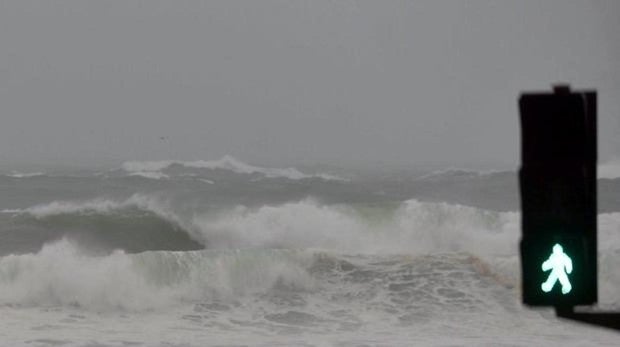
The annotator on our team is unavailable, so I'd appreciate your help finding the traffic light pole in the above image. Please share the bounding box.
[519,85,597,307]
[519,85,620,331]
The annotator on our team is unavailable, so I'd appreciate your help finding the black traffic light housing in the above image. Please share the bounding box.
[519,85,597,307]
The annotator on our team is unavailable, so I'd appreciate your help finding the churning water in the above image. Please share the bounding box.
[0,157,618,346]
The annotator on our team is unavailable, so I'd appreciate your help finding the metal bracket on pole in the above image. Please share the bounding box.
[555,307,620,331]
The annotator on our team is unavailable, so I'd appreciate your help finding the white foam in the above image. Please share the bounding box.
[191,200,370,251]
[20,199,123,217]
[121,155,344,181]
[0,239,315,311]
[0,209,22,214]
[190,199,520,256]
[11,195,620,258]
[394,200,520,255]
[11,195,184,229]
[5,196,520,255]
[2,199,620,314]
[187,200,620,304]
[127,171,169,179]
[4,172,45,178]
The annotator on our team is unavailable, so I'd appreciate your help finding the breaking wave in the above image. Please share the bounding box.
[1,239,616,313]
[2,172,46,178]
[4,195,521,255]
[1,195,202,253]
[127,171,170,180]
[8,194,179,220]
[0,239,524,313]
[6,194,620,256]
[0,240,315,310]
[190,199,520,255]
[121,155,343,181]
[1,197,619,312]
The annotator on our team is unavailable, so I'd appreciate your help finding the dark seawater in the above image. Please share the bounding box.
[0,157,619,346]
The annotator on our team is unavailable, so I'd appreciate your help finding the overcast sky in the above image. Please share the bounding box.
[1,1,619,171]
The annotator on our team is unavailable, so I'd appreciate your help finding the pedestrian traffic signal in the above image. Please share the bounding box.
[519,86,597,307]
[541,243,572,295]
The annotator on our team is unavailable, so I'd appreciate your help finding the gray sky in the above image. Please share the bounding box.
[1,1,619,171]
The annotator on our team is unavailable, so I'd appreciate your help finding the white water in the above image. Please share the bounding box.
[121,155,343,181]
[4,196,521,254]
[1,241,618,346]
[1,195,619,346]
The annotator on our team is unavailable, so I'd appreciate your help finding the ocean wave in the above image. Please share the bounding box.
[10,194,179,220]
[417,162,620,181]
[0,239,316,310]
[2,198,620,311]
[2,196,522,256]
[9,196,620,256]
[2,172,46,178]
[127,171,169,180]
[415,168,507,181]
[2,239,616,313]
[121,155,344,181]
[189,199,521,256]
[0,239,524,312]
[3,195,202,253]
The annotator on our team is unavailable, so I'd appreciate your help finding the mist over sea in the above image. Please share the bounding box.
[1,156,619,346]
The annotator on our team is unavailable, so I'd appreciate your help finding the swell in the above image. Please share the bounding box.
[0,195,203,255]
[120,155,344,181]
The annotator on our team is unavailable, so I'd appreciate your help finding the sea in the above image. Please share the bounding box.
[0,156,618,346]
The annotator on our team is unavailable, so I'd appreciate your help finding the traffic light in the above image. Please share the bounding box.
[519,86,597,307]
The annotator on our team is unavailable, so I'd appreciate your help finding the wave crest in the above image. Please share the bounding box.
[189,199,520,255]
[3,195,202,253]
[3,196,522,255]
[121,155,343,181]
[2,199,620,311]
[12,194,179,220]
[8,195,620,256]
[0,239,315,310]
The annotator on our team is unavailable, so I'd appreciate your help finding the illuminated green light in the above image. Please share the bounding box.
[541,243,573,294]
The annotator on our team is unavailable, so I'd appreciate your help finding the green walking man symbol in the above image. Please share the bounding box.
[541,244,573,294]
